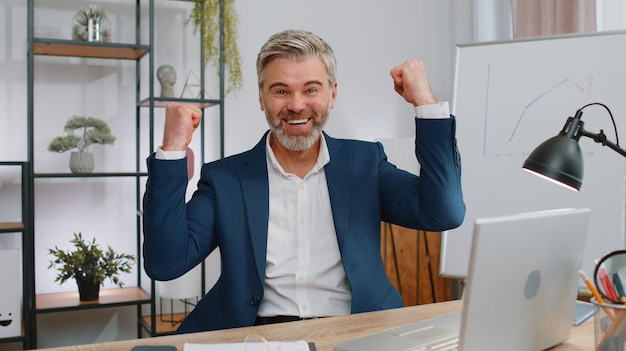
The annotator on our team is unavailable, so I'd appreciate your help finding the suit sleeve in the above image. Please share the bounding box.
[142,155,216,280]
[379,116,465,231]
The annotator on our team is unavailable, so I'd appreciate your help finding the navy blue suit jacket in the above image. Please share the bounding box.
[142,116,465,333]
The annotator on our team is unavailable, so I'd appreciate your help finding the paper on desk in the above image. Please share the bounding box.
[184,340,310,351]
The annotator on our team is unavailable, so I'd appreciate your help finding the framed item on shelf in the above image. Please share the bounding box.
[0,249,21,338]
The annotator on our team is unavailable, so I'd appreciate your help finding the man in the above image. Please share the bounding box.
[143,29,465,334]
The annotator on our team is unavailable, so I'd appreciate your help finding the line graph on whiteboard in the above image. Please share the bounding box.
[480,63,598,157]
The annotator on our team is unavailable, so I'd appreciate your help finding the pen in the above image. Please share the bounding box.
[598,265,619,302]
[578,269,616,321]
[612,273,626,303]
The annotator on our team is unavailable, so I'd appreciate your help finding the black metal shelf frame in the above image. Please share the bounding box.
[24,0,225,347]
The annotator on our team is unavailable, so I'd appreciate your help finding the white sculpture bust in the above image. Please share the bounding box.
[157,64,176,98]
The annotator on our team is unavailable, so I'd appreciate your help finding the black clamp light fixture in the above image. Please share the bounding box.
[522,102,626,191]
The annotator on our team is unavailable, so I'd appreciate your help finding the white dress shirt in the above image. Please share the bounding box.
[259,133,351,317]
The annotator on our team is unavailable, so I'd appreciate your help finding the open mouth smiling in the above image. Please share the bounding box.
[287,118,309,125]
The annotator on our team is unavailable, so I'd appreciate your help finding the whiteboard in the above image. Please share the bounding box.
[442,31,626,279]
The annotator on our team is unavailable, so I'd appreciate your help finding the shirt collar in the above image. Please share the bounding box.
[265,132,331,177]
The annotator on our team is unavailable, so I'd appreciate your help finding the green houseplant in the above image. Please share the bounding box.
[48,232,136,301]
[48,115,116,173]
[187,0,243,95]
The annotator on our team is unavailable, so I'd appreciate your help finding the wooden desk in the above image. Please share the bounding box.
[38,300,594,351]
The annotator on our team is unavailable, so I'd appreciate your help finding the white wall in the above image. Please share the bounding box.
[597,0,626,30]
[0,0,473,348]
[225,1,470,156]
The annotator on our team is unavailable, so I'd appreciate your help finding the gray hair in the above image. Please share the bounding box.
[256,29,337,88]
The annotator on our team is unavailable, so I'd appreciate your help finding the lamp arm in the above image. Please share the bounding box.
[579,129,626,158]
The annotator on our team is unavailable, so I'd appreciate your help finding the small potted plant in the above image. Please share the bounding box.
[48,232,136,301]
[48,115,116,173]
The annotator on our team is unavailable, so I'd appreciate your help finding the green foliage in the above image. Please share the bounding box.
[48,116,115,153]
[48,232,136,288]
[187,0,243,95]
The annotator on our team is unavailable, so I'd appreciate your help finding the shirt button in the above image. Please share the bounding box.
[300,219,307,225]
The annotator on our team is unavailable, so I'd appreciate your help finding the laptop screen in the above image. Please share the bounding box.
[459,208,590,350]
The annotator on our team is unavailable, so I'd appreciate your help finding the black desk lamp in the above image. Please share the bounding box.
[522,102,626,191]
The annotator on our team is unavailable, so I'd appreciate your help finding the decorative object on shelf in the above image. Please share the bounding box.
[72,4,111,43]
[186,0,243,95]
[157,64,177,98]
[156,265,201,326]
[47,232,136,301]
[181,70,208,99]
[68,151,94,173]
[0,250,21,338]
[48,115,116,174]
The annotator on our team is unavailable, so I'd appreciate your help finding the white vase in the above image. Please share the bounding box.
[69,151,95,173]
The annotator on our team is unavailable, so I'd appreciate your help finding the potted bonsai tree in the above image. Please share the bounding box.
[48,232,136,301]
[48,115,116,173]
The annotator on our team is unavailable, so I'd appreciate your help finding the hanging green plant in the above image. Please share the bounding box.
[187,0,243,96]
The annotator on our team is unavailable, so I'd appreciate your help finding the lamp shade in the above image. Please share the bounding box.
[522,133,584,191]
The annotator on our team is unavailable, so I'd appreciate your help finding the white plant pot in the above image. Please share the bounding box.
[69,151,95,173]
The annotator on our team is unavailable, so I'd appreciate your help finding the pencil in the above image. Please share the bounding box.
[578,269,616,321]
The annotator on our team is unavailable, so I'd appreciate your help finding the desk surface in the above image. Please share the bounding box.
[39,300,594,351]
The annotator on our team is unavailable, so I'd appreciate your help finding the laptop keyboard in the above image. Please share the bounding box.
[415,336,459,351]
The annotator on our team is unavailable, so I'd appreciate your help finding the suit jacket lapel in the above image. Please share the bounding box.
[323,133,352,251]
[239,132,271,281]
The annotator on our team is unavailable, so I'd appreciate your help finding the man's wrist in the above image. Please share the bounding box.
[155,147,186,160]
[414,101,450,119]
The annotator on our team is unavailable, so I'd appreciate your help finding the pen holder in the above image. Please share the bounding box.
[592,298,626,351]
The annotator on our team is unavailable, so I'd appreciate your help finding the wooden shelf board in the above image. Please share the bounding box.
[0,322,24,344]
[142,312,189,335]
[36,287,150,313]
[0,222,24,232]
[33,40,149,60]
[0,335,25,344]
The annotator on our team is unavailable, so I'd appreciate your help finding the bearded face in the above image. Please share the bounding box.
[259,57,337,152]
[263,98,331,151]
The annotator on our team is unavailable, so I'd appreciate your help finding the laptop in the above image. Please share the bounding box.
[334,208,591,351]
